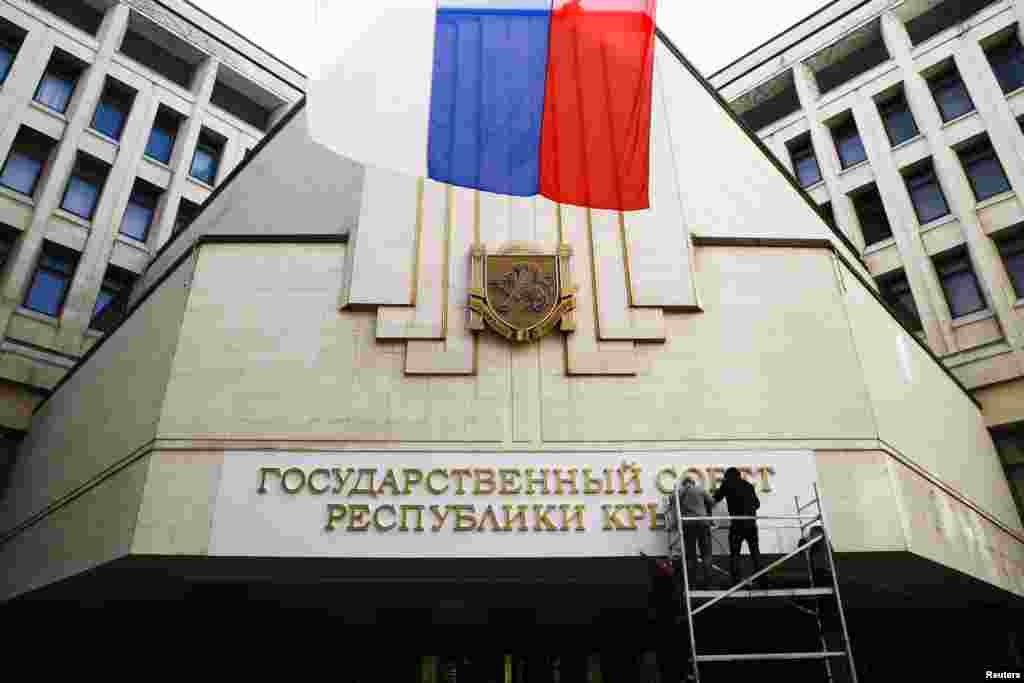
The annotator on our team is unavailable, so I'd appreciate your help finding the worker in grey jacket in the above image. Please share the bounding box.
[678,476,716,589]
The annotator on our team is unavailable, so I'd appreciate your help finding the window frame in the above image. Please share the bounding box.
[90,265,135,330]
[878,91,919,147]
[145,106,181,165]
[959,141,1012,202]
[851,186,893,247]
[986,33,1024,94]
[119,180,161,242]
[788,137,822,187]
[189,137,221,185]
[831,117,868,169]
[934,248,987,319]
[0,30,23,85]
[928,68,975,122]
[91,79,135,141]
[877,269,923,331]
[23,242,78,318]
[173,198,201,235]
[995,230,1024,299]
[0,128,53,197]
[33,54,81,114]
[60,154,109,221]
[904,162,950,225]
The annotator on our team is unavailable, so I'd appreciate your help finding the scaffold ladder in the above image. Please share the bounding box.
[665,483,858,682]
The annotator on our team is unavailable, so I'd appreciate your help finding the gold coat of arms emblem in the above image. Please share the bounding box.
[469,243,576,343]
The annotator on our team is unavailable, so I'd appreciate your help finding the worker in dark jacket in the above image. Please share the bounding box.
[678,476,715,588]
[713,467,762,586]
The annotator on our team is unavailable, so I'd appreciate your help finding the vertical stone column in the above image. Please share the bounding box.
[792,62,864,253]
[0,26,57,163]
[0,4,130,349]
[151,56,219,249]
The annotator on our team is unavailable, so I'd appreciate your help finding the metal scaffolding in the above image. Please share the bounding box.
[665,482,858,682]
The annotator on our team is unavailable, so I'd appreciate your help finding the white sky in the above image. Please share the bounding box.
[191,0,829,79]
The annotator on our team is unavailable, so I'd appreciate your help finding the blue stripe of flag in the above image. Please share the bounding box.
[427,5,552,197]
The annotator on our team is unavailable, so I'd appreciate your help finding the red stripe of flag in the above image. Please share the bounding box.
[539,0,657,211]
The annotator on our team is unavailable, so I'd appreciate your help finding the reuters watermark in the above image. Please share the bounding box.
[985,673,1022,680]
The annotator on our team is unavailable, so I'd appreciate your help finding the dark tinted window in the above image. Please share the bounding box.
[24,242,78,317]
[34,50,82,114]
[174,198,201,235]
[879,91,918,146]
[145,106,182,164]
[0,126,55,196]
[987,34,1024,94]
[935,248,986,318]
[788,136,821,187]
[852,186,892,246]
[905,163,950,224]
[959,141,1012,201]
[91,264,136,331]
[0,224,19,269]
[0,21,26,85]
[877,270,922,331]
[929,68,974,122]
[820,201,837,231]
[996,231,1024,298]
[190,129,223,185]
[61,154,109,221]
[832,118,867,168]
[120,180,161,241]
[91,78,135,141]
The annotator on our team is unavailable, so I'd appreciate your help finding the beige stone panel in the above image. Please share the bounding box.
[951,348,1022,389]
[589,209,665,341]
[406,186,475,374]
[975,377,1024,427]
[813,450,907,553]
[978,193,1024,235]
[920,219,966,256]
[560,205,638,376]
[376,179,447,341]
[0,196,34,231]
[864,241,902,277]
[840,266,1023,531]
[952,315,1004,352]
[888,455,1024,596]
[131,450,224,556]
[0,379,43,432]
[0,263,191,536]
[162,244,507,442]
[622,63,697,311]
[0,456,148,601]
[542,247,876,442]
[6,312,59,349]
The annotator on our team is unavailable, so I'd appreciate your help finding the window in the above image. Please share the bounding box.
[24,242,78,317]
[788,136,821,187]
[986,33,1024,94]
[0,20,26,85]
[0,126,55,197]
[34,49,83,114]
[145,106,182,164]
[878,91,918,146]
[91,264,135,332]
[851,185,892,246]
[61,154,109,221]
[190,129,223,185]
[904,161,949,224]
[991,425,1024,524]
[91,78,135,141]
[831,117,867,169]
[0,224,19,269]
[995,230,1024,298]
[958,139,1011,201]
[819,201,837,231]
[877,270,922,331]
[120,180,162,242]
[928,66,974,122]
[934,247,986,318]
[174,198,200,235]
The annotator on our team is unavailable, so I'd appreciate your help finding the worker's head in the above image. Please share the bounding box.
[724,467,741,481]
[682,476,696,489]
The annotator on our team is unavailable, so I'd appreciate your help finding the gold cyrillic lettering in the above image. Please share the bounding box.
[477,505,503,532]
[582,468,603,495]
[626,504,647,529]
[533,504,559,532]
[282,467,306,494]
[427,469,450,495]
[648,503,665,531]
[553,468,578,495]
[655,468,677,494]
[618,466,642,495]
[757,466,776,493]
[450,468,473,495]
[453,505,477,532]
[351,468,378,497]
[560,504,586,532]
[525,468,550,495]
[332,467,354,494]
[373,505,397,531]
[348,504,371,532]
[399,505,426,532]
[257,467,281,494]
[602,504,628,530]
[325,504,347,531]
[473,468,496,495]
[503,504,530,532]
[308,468,331,495]
[402,469,424,495]
[377,469,402,496]
[603,468,615,494]
[430,505,450,532]
[498,469,522,495]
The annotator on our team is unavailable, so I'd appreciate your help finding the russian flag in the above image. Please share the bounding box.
[309,1,657,211]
